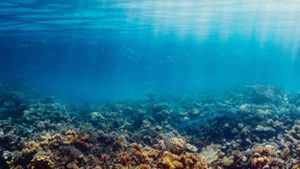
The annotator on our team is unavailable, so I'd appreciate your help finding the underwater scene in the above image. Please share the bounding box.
[1,0,300,168]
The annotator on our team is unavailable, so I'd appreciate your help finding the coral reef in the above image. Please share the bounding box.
[30,152,54,169]
[1,84,300,168]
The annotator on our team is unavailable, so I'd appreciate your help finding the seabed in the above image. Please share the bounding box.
[1,83,300,169]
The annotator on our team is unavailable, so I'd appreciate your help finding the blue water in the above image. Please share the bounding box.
[1,0,300,104]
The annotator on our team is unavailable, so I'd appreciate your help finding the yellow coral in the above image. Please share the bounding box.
[22,141,42,155]
[66,160,79,169]
[161,151,183,169]
[40,133,59,147]
[30,155,54,169]
[141,147,158,159]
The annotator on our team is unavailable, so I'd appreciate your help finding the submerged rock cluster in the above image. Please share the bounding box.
[1,83,300,168]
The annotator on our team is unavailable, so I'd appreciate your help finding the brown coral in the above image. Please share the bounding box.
[118,143,159,166]
[63,130,92,151]
[166,137,186,154]
[296,145,300,157]
[249,145,284,169]
[116,143,207,169]
[119,152,132,166]
[22,133,60,155]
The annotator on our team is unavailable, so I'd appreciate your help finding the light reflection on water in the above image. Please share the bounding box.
[1,0,299,52]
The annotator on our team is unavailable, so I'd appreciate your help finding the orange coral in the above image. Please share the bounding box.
[116,143,207,169]
[292,164,300,169]
[161,151,208,169]
[140,164,151,169]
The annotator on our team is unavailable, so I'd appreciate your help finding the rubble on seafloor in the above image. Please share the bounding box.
[1,84,300,168]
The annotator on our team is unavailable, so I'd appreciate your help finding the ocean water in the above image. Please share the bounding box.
[1,0,300,103]
[2,1,300,169]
